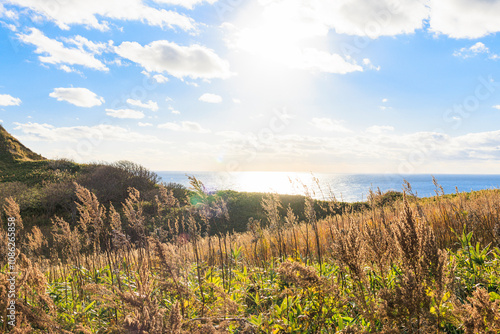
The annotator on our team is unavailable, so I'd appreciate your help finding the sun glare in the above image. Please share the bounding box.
[230,171,316,195]
[224,1,324,118]
[231,0,326,66]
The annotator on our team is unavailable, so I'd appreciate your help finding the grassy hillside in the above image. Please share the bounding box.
[0,124,45,162]
[0,126,169,229]
[0,125,59,184]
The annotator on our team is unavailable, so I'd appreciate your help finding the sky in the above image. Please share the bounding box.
[1,0,500,174]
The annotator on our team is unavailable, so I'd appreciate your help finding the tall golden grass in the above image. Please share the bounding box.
[0,178,499,333]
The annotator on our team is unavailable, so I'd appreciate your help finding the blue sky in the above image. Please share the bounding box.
[1,0,500,173]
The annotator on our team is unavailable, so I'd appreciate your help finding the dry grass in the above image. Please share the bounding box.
[1,179,500,332]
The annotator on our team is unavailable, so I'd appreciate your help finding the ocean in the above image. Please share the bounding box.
[155,172,500,202]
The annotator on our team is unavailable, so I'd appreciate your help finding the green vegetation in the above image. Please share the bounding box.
[201,190,368,233]
[0,125,45,163]
[1,178,500,333]
[1,125,500,333]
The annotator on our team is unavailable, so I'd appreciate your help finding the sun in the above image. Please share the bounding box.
[229,0,327,66]
[220,0,323,116]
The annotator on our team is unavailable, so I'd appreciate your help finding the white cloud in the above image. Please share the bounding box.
[0,94,21,106]
[382,98,388,103]
[311,118,352,133]
[7,0,195,31]
[326,0,429,38]
[298,48,363,74]
[18,28,108,71]
[59,65,82,74]
[158,121,210,133]
[453,42,499,60]
[0,3,18,20]
[215,130,246,139]
[429,0,500,39]
[14,122,160,143]
[62,35,111,55]
[138,122,153,127]
[493,105,500,110]
[105,108,145,119]
[363,58,380,71]
[49,87,104,107]
[231,7,361,74]
[105,58,123,66]
[142,71,169,83]
[153,0,217,10]
[153,74,169,83]
[237,0,428,43]
[366,125,394,134]
[168,106,180,114]
[230,0,500,56]
[0,21,17,31]
[126,98,159,111]
[443,130,500,160]
[115,40,232,80]
[199,93,222,103]
[454,42,487,58]
[229,1,384,75]
[233,98,241,104]
[210,128,500,173]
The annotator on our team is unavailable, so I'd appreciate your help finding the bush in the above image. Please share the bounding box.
[112,160,161,186]
[369,189,404,207]
[211,190,333,233]
[163,182,190,205]
[40,181,76,216]
[47,158,81,173]
[0,181,43,212]
[77,165,133,204]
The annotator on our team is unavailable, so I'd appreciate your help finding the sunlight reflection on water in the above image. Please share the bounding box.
[157,172,500,202]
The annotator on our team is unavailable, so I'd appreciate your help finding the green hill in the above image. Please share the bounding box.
[0,125,56,184]
[0,124,45,163]
[0,125,165,225]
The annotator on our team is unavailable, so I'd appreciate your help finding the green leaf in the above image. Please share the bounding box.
[83,301,96,313]
[489,291,500,301]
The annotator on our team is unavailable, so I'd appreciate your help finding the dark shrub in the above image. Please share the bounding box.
[77,165,131,204]
[112,160,161,186]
